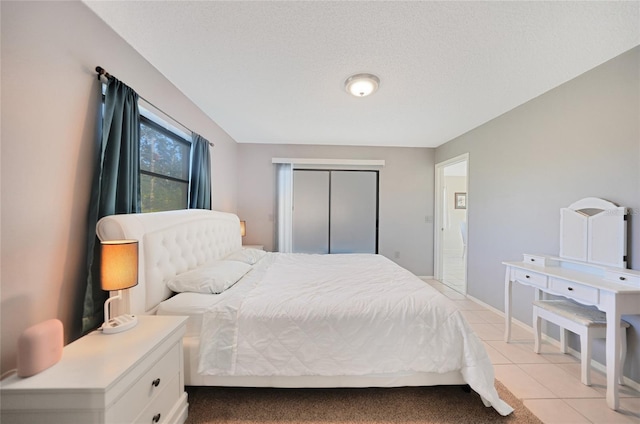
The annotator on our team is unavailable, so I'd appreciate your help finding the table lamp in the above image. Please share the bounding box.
[240,221,246,237]
[101,240,139,334]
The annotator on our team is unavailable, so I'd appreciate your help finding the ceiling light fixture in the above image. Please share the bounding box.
[344,73,380,97]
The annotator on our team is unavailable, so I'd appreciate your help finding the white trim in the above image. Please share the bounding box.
[467,294,536,335]
[434,153,469,293]
[272,158,385,168]
[275,163,293,253]
[139,103,192,142]
[574,347,640,392]
[466,294,533,328]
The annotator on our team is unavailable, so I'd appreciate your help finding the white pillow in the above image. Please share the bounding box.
[225,248,267,265]
[166,261,252,294]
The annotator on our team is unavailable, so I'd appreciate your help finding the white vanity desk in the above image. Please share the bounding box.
[503,254,640,410]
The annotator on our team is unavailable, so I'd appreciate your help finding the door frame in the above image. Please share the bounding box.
[434,153,469,292]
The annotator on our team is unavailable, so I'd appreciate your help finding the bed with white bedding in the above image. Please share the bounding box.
[96,209,513,416]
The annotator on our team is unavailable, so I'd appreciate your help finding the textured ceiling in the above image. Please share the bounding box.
[84,1,639,148]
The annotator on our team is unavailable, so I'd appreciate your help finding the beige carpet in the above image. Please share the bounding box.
[185,380,542,423]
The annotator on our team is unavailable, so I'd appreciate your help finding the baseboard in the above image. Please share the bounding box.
[466,294,534,333]
[418,275,435,280]
[465,295,640,391]
[563,346,640,393]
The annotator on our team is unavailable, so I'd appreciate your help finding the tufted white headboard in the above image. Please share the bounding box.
[96,209,242,315]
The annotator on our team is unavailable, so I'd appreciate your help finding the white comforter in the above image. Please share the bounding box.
[199,253,513,415]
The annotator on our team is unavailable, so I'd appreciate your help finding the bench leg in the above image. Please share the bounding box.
[581,330,592,386]
[560,328,568,354]
[619,327,627,386]
[533,309,542,353]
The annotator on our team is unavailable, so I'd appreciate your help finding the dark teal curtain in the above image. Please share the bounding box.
[189,133,212,209]
[82,77,140,333]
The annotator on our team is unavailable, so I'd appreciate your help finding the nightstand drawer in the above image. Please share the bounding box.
[514,269,547,288]
[135,373,181,424]
[109,343,181,423]
[549,278,599,304]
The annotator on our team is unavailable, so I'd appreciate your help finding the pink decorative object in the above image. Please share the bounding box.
[17,319,63,377]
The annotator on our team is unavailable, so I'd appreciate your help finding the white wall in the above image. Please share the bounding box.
[435,46,640,382]
[0,1,238,373]
[237,144,435,276]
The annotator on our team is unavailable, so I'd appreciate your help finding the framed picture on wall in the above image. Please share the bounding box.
[454,192,466,209]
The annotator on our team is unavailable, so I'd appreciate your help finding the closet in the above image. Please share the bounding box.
[292,170,378,254]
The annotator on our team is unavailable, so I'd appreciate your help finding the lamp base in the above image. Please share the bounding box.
[102,314,138,334]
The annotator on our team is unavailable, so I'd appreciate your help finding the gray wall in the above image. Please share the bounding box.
[435,47,640,382]
[1,2,238,374]
[237,144,435,276]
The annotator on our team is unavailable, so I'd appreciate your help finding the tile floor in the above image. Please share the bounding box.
[425,279,640,424]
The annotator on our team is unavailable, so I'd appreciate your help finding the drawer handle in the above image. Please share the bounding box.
[152,378,161,387]
[619,276,626,281]
[530,258,535,262]
[567,287,574,291]
[152,413,161,423]
[525,275,530,279]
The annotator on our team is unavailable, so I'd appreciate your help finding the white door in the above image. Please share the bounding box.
[434,154,468,294]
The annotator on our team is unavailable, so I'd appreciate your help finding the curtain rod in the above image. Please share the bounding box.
[95,66,214,147]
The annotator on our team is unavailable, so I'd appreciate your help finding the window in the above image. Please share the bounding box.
[100,85,194,212]
[139,115,191,212]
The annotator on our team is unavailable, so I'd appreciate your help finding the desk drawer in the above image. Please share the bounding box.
[605,270,640,287]
[549,278,599,304]
[514,269,547,288]
[523,255,547,266]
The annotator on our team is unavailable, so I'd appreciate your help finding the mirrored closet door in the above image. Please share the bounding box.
[292,170,378,254]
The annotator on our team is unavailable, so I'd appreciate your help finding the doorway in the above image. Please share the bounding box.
[434,154,468,294]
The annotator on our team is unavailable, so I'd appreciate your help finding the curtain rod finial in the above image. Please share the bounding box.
[95,66,111,81]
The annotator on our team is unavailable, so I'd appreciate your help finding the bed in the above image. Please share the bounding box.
[96,209,513,416]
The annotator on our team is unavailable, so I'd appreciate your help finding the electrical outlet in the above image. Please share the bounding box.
[425,215,433,223]
[394,251,400,259]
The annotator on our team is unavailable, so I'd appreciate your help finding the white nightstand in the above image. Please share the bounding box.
[1,315,188,424]
[242,244,264,250]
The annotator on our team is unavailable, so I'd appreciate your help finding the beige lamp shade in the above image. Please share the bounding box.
[100,240,139,291]
[240,221,246,237]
